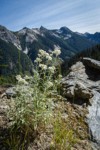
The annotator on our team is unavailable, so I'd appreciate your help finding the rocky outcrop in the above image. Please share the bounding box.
[6,87,16,98]
[62,58,100,149]
[87,91,100,149]
[83,57,100,71]
[62,61,93,100]
[62,58,100,100]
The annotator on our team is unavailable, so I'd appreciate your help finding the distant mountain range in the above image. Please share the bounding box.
[0,24,100,77]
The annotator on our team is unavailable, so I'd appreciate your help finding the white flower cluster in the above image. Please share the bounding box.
[34,49,61,72]
[34,57,42,63]
[34,49,52,64]
[48,66,55,73]
[39,64,47,70]
[16,75,28,85]
[36,49,61,62]
[46,55,52,61]
[53,49,61,56]
[24,75,32,80]
[38,49,49,57]
[58,74,62,78]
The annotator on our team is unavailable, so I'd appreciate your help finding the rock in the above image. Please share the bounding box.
[5,87,16,98]
[1,93,6,98]
[75,82,93,99]
[62,85,75,98]
[61,59,100,100]
[87,91,100,149]
[83,58,100,71]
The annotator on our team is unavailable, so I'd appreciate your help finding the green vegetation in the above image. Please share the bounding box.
[51,116,78,150]
[0,75,16,86]
[0,39,33,85]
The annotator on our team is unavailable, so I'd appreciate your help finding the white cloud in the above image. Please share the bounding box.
[8,0,83,29]
[2,0,100,33]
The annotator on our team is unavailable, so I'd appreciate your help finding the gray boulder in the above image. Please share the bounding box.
[75,82,93,99]
[5,87,16,98]
[61,61,94,100]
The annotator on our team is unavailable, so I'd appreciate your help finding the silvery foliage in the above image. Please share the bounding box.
[8,49,62,129]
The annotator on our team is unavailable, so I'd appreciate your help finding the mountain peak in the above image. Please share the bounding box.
[22,27,31,31]
[23,27,29,30]
[60,26,72,34]
[40,26,47,31]
[84,32,90,35]
[60,26,71,31]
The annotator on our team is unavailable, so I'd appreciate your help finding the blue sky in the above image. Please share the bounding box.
[0,0,100,33]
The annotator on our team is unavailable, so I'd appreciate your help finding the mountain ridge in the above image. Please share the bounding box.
[0,25,99,62]
[0,24,100,79]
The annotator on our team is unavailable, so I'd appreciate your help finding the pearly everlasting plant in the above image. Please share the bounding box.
[7,49,62,140]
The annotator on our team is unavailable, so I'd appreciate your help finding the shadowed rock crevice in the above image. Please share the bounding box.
[84,65,100,81]
[83,58,100,81]
[66,97,90,106]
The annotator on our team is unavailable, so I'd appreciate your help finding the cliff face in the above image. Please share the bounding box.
[62,58,100,149]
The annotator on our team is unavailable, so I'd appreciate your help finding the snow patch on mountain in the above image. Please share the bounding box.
[18,29,26,35]
[25,33,37,43]
[64,34,72,40]
[14,43,22,50]
[24,46,28,54]
[56,30,62,34]
[52,33,60,38]
[32,29,40,35]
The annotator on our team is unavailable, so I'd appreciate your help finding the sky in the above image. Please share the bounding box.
[0,0,100,33]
